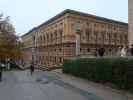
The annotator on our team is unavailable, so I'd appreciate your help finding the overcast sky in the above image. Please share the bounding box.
[0,0,128,35]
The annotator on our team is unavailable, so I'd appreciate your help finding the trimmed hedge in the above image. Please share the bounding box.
[62,57,133,91]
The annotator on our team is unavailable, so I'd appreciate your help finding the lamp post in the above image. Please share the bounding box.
[75,21,81,57]
[32,35,36,68]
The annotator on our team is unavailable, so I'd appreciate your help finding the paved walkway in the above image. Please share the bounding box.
[0,70,102,100]
[0,70,132,100]
[49,69,133,100]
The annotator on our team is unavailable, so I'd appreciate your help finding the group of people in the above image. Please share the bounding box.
[95,44,133,57]
[117,44,133,57]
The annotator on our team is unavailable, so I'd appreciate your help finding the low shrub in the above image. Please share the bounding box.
[62,57,133,91]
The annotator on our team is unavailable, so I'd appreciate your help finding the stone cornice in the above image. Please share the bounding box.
[22,9,128,38]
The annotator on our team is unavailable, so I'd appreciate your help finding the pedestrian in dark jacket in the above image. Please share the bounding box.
[126,45,131,56]
[30,63,34,75]
[0,63,3,81]
[130,44,133,56]
[98,47,105,57]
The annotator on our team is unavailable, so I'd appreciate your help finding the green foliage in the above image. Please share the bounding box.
[63,57,133,91]
[0,14,23,59]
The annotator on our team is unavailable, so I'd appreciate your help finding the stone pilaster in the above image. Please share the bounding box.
[76,33,80,56]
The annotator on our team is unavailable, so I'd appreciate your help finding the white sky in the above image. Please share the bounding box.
[0,0,128,35]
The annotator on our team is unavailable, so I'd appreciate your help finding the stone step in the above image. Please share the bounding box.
[37,66,50,71]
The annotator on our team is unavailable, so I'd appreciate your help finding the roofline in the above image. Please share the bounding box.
[21,27,37,38]
[22,9,128,37]
[21,9,68,38]
[67,9,128,25]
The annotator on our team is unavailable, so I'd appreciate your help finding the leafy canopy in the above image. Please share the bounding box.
[0,14,23,59]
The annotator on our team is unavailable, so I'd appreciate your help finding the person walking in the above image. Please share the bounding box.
[130,44,133,56]
[98,47,105,57]
[120,46,126,57]
[0,62,4,82]
[117,46,122,57]
[0,63,2,82]
[30,62,34,75]
[126,45,131,56]
[7,59,10,70]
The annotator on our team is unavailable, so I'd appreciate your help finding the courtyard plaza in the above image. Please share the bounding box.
[0,69,132,100]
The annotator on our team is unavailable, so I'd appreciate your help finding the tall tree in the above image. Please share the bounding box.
[0,14,23,60]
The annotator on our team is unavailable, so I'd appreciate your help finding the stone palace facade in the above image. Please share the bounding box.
[21,9,128,68]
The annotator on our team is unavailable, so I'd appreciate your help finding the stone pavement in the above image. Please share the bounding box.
[0,70,132,100]
[0,70,103,100]
[48,69,133,100]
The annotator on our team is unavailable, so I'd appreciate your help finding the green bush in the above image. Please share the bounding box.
[62,57,133,91]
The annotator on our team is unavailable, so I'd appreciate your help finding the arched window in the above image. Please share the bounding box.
[114,33,117,44]
[59,57,62,63]
[87,48,90,52]
[108,33,111,44]
[39,35,42,44]
[94,32,98,43]
[46,33,49,42]
[43,35,45,42]
[86,29,90,42]
[125,34,128,44]
[48,33,51,43]
[41,35,43,45]
[101,33,105,44]
[55,30,57,43]
[120,34,123,43]
[51,33,53,43]
[51,33,53,41]
[59,29,63,43]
